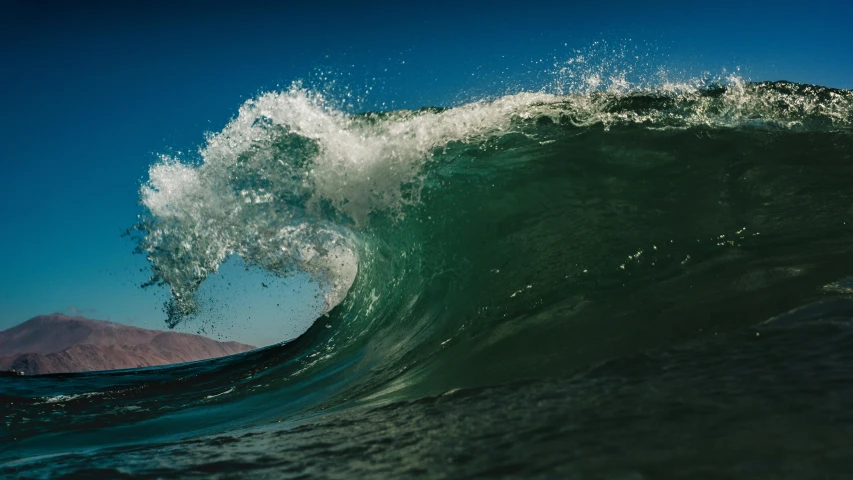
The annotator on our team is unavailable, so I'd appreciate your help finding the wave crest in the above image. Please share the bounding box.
[136,79,853,326]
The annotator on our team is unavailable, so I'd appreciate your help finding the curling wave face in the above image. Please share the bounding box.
[5,79,853,478]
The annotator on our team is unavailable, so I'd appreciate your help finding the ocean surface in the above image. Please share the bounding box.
[4,79,853,478]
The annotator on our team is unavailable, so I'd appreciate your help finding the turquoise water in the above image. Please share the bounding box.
[4,80,853,478]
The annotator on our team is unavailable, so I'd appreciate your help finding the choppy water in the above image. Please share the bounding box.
[4,78,853,479]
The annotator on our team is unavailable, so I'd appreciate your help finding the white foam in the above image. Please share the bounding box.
[39,392,104,404]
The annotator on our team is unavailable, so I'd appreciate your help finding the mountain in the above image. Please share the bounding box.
[0,314,255,375]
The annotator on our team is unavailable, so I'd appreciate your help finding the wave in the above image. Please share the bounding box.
[5,78,853,477]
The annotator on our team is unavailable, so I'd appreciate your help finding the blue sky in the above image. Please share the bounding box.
[1,0,850,346]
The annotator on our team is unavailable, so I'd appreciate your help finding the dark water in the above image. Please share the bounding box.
[3,81,853,478]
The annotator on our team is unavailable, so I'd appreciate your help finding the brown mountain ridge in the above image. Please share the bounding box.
[0,314,255,375]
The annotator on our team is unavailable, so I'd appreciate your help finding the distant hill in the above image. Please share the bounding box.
[0,314,255,375]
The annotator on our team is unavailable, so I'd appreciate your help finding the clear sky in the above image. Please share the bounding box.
[1,0,851,346]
